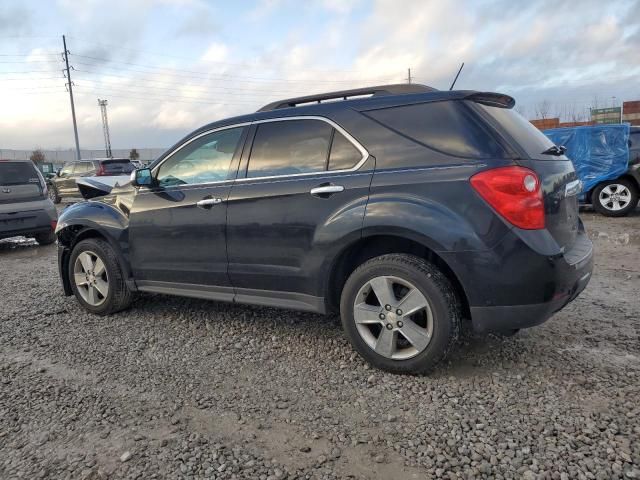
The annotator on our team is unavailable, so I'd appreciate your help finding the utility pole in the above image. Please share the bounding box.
[62,35,81,161]
[406,68,412,84]
[98,99,112,158]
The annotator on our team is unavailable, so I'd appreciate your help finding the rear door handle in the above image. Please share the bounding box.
[310,185,344,197]
[196,198,223,209]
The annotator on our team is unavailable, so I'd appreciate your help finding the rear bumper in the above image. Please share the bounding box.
[442,224,594,333]
[0,207,57,239]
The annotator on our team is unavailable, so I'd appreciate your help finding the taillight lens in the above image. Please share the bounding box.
[51,220,57,231]
[470,166,545,230]
[96,164,106,176]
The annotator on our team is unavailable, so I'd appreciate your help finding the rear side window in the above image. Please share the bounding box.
[103,160,135,174]
[0,162,40,185]
[329,131,362,170]
[247,120,332,178]
[366,101,507,159]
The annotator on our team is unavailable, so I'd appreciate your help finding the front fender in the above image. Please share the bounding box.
[56,201,133,284]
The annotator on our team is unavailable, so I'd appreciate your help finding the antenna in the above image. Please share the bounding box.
[449,62,465,90]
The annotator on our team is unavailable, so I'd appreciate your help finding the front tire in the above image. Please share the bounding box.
[592,179,638,217]
[340,254,461,374]
[69,238,133,315]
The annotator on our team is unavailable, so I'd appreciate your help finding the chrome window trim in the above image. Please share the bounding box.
[150,122,252,188]
[147,116,369,190]
[238,115,369,182]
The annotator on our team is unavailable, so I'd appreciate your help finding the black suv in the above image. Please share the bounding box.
[56,85,593,373]
[49,158,135,203]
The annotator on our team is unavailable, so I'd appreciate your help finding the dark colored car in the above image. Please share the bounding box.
[48,158,135,204]
[55,84,593,373]
[1,159,57,245]
[587,126,640,216]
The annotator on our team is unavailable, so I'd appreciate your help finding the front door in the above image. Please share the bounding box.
[129,126,247,297]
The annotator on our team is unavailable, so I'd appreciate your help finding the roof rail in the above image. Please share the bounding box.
[257,83,437,112]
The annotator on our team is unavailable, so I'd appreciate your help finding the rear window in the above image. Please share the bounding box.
[102,160,135,174]
[478,104,562,160]
[365,101,508,159]
[0,162,40,186]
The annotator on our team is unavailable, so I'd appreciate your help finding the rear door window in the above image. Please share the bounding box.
[0,162,40,185]
[366,101,507,159]
[247,120,332,178]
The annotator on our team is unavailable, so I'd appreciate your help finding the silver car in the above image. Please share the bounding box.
[0,159,58,245]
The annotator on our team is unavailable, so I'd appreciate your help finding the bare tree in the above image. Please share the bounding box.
[515,104,527,118]
[535,100,551,120]
[30,149,45,165]
[129,148,140,161]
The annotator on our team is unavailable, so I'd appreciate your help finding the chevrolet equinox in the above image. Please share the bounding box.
[56,84,593,373]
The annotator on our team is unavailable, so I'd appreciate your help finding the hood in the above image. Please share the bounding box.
[76,176,136,217]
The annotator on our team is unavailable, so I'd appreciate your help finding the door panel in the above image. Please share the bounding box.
[226,118,373,299]
[129,126,247,288]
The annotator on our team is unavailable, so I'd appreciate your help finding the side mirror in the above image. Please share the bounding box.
[131,168,153,187]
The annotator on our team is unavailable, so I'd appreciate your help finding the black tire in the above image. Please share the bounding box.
[69,238,134,315]
[340,254,461,374]
[48,184,61,204]
[35,231,56,245]
[592,178,638,217]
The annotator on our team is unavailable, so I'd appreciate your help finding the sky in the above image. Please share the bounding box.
[0,0,639,151]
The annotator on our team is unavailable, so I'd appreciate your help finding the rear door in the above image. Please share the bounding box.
[226,117,373,303]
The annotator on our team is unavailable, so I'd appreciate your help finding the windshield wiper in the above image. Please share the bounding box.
[542,145,566,156]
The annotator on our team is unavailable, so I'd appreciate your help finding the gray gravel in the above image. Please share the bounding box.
[1,209,639,479]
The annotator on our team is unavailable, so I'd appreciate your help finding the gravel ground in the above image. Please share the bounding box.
[1,208,639,479]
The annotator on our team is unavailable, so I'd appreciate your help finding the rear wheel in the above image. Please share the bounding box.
[593,179,638,217]
[35,231,56,245]
[69,238,133,315]
[340,254,461,374]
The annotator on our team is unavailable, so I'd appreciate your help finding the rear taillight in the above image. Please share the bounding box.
[51,220,57,231]
[470,166,545,230]
[96,164,106,176]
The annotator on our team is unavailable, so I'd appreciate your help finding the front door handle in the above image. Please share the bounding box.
[310,185,344,197]
[196,197,223,209]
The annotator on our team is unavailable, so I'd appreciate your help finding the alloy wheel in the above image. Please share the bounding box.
[353,275,434,360]
[73,250,109,306]
[599,184,632,211]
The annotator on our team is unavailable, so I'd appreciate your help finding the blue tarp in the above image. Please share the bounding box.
[543,124,630,193]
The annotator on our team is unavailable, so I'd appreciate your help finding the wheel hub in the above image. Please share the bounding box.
[353,275,434,360]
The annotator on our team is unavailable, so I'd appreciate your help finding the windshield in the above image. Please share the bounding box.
[0,161,41,185]
[478,104,564,160]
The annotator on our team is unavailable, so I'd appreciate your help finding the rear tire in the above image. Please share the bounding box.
[35,231,56,245]
[340,254,461,374]
[592,179,638,217]
[48,184,61,204]
[69,238,133,315]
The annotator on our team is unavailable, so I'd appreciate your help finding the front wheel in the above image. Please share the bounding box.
[592,179,638,217]
[69,238,134,315]
[340,254,461,374]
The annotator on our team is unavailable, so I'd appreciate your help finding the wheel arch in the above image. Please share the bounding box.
[324,232,470,321]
